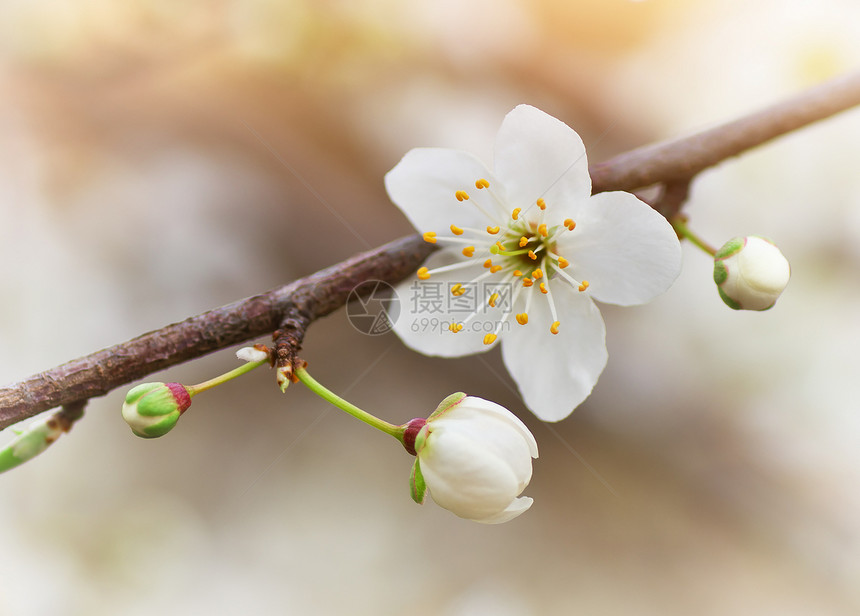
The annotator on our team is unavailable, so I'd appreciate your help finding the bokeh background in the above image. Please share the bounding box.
[2,0,860,614]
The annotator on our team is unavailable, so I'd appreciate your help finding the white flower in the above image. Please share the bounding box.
[713,236,790,311]
[408,393,538,524]
[385,105,682,421]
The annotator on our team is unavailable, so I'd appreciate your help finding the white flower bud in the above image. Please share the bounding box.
[121,382,192,438]
[406,393,538,524]
[713,236,790,311]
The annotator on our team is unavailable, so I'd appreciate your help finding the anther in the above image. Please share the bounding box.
[538,223,548,237]
[487,226,500,235]
[451,283,465,296]
[528,250,537,260]
[512,269,522,277]
[483,259,493,268]
[423,232,437,244]
[483,333,497,345]
[516,313,529,325]
[540,282,548,294]
[450,225,464,235]
[523,278,534,287]
[488,293,500,308]
[512,208,521,220]
[564,218,576,231]
[417,267,430,280]
[455,190,470,201]
[519,236,529,248]
[536,198,546,210]
[449,322,464,333]
[462,246,475,257]
[550,321,560,335]
[490,265,503,273]
[532,269,543,279]
[557,257,569,268]
[578,280,590,292]
[495,241,505,251]
[475,178,490,189]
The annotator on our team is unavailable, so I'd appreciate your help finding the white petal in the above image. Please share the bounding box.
[385,148,503,234]
[557,191,682,306]
[493,105,591,225]
[391,252,505,357]
[473,496,533,524]
[447,396,539,459]
[501,285,607,421]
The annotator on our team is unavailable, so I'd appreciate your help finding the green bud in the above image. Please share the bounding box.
[122,382,192,438]
[0,415,66,473]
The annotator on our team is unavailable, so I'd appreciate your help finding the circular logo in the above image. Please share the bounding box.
[346,280,400,336]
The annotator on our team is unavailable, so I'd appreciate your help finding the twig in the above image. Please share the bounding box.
[0,235,434,430]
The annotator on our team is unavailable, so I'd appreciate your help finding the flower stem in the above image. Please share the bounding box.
[187,359,268,396]
[295,367,404,440]
[671,217,717,256]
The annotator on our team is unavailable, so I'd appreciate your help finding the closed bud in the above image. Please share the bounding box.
[122,382,192,438]
[713,236,790,311]
[406,393,538,524]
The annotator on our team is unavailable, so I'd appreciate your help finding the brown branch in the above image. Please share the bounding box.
[0,235,434,431]
[590,70,860,195]
[3,71,860,432]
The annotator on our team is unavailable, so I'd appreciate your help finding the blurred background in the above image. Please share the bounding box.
[1,0,859,614]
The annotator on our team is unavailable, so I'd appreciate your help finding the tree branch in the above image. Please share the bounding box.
[3,71,860,431]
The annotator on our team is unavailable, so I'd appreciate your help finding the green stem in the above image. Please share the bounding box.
[187,359,268,395]
[671,217,717,256]
[295,367,404,440]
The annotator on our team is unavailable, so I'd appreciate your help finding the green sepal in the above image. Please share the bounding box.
[134,412,181,439]
[713,260,728,285]
[0,447,25,473]
[714,237,745,260]
[410,457,427,504]
[427,392,466,421]
[717,286,741,310]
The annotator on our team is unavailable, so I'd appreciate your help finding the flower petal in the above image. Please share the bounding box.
[445,396,538,459]
[474,496,533,524]
[391,252,505,357]
[501,286,607,421]
[385,148,504,234]
[493,105,591,226]
[557,191,682,306]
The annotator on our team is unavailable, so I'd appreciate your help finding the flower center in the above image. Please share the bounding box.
[418,178,591,343]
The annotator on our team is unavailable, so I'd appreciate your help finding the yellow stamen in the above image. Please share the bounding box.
[450,224,464,235]
[540,282,548,294]
[557,257,569,268]
[483,333,497,345]
[488,293,500,308]
[512,269,522,277]
[422,232,437,244]
[462,246,475,257]
[483,259,493,268]
[538,223,548,237]
[449,322,464,333]
[516,313,529,325]
[550,321,560,335]
[578,280,590,292]
[564,218,576,231]
[532,269,543,279]
[487,226,500,235]
[523,278,534,287]
[490,265,503,273]
[495,241,505,251]
[475,178,490,189]
[417,267,430,280]
[512,208,521,220]
[519,236,529,248]
[451,283,465,296]
[536,198,546,210]
[455,190,470,202]
[528,250,537,260]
